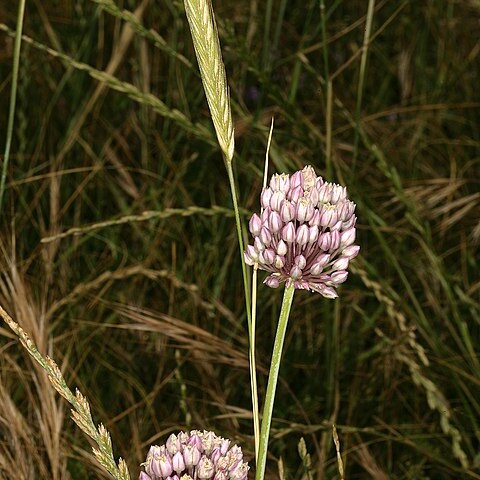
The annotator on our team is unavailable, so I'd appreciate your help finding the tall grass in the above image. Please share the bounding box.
[0,1,479,479]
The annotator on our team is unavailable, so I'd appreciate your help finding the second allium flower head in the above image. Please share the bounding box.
[244,165,359,298]
[139,430,248,480]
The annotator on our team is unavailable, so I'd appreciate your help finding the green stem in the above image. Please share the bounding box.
[319,0,330,83]
[224,160,259,453]
[319,0,332,179]
[0,0,26,211]
[352,0,375,173]
[225,161,251,319]
[251,266,260,460]
[256,282,295,480]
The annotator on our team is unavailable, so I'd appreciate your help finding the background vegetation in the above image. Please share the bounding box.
[0,0,479,479]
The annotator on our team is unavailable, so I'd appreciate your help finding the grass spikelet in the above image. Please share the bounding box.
[183,0,235,162]
[40,205,240,243]
[0,305,131,480]
[355,263,468,467]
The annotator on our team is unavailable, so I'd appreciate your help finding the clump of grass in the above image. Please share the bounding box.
[0,305,130,480]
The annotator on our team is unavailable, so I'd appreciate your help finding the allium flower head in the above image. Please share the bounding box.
[244,165,359,298]
[139,430,248,480]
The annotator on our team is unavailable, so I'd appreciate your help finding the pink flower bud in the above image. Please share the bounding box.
[331,256,349,270]
[155,453,173,478]
[220,439,230,455]
[248,213,262,236]
[308,225,319,243]
[245,245,258,262]
[263,248,275,265]
[318,183,333,203]
[342,215,357,230]
[213,472,228,480]
[290,266,302,279]
[315,253,331,267]
[187,433,202,451]
[260,187,273,209]
[277,240,288,256]
[294,255,307,269]
[331,184,347,204]
[330,220,343,231]
[296,200,314,222]
[339,200,355,221]
[270,173,290,192]
[319,205,338,228]
[264,275,280,288]
[330,270,348,284]
[318,232,331,251]
[340,227,356,247]
[261,206,271,223]
[280,200,295,222]
[309,209,321,226]
[329,230,341,251]
[296,224,309,245]
[166,434,179,455]
[210,447,222,465]
[173,451,186,473]
[268,211,283,233]
[229,463,249,480]
[197,457,215,479]
[342,245,360,259]
[183,445,201,467]
[243,251,254,266]
[269,190,285,211]
[318,285,338,298]
[290,170,303,189]
[260,226,272,246]
[295,279,310,289]
[310,262,324,275]
[288,185,303,202]
[308,186,319,205]
[274,255,285,269]
[145,446,162,477]
[282,222,296,243]
[254,237,265,253]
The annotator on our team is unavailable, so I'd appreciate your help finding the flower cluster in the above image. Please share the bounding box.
[139,430,249,480]
[244,165,359,298]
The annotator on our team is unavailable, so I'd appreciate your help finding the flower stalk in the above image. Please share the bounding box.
[255,282,295,480]
[245,165,359,479]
